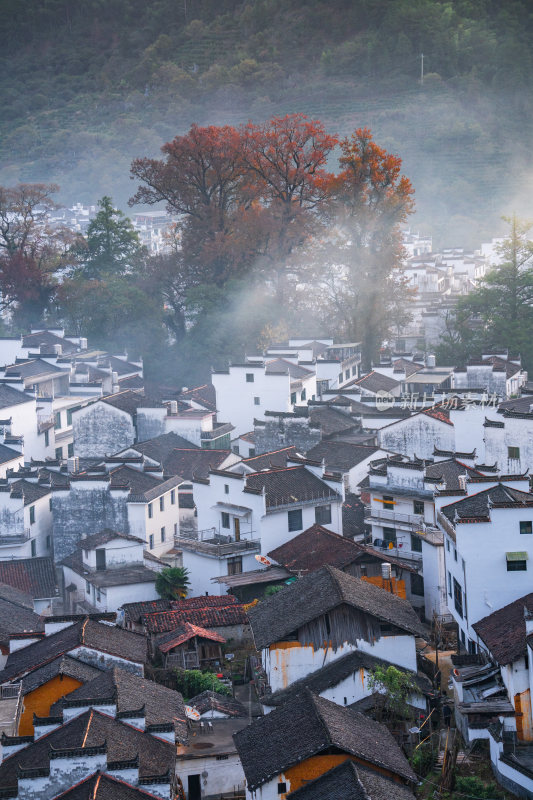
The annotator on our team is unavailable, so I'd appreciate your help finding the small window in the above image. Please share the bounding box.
[300,389,306,401]
[277,785,287,795]
[49,498,53,511]
[232,445,240,454]
[96,589,101,603]
[290,392,297,404]
[315,504,332,525]
[67,443,74,457]
[159,496,164,512]
[86,580,90,594]
[413,500,424,515]
[84,550,89,559]
[508,446,520,460]
[46,535,51,550]
[288,508,303,532]
[149,534,154,549]
[29,506,35,525]
[383,495,394,510]
[338,373,343,383]
[507,559,527,572]
[54,412,61,430]
[520,521,533,535]
[411,573,424,596]
[171,490,175,505]
[461,629,466,646]
[55,447,62,460]
[30,539,36,557]
[161,526,166,542]
[446,539,450,552]
[227,556,242,575]
[345,370,349,381]
[148,503,153,519]
[254,396,260,406]
[454,548,457,562]
[410,534,422,553]
[246,373,254,383]
[224,484,229,495]
[448,571,452,597]
[453,577,463,617]
[44,430,49,447]
[221,512,230,529]
[249,448,256,457]
[67,409,73,426]
[174,522,178,535]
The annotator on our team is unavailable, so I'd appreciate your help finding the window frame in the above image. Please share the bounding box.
[288,508,303,532]
[221,512,230,529]
[520,521,533,535]
[315,504,332,526]
[245,373,254,383]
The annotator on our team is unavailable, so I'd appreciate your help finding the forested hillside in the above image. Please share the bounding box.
[2,0,532,245]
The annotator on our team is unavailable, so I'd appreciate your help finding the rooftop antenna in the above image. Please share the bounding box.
[420,53,424,86]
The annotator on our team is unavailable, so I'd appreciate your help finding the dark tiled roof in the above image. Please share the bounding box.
[8,478,51,504]
[0,619,147,682]
[120,432,199,462]
[473,593,533,665]
[0,596,43,636]
[108,464,181,500]
[0,385,34,409]
[52,667,187,740]
[393,358,424,379]
[308,406,358,437]
[79,529,144,549]
[342,492,367,539]
[122,599,171,624]
[52,773,168,800]
[288,759,416,800]
[0,580,33,609]
[179,383,217,412]
[441,484,533,524]
[61,552,157,588]
[425,458,482,490]
[20,655,102,696]
[233,690,416,791]
[265,358,312,378]
[5,358,65,378]
[22,330,79,354]
[244,466,339,509]
[163,448,231,480]
[0,708,174,788]
[0,557,57,599]
[101,356,142,376]
[101,390,162,415]
[0,443,22,464]
[305,442,379,471]
[242,446,298,471]
[268,524,361,574]
[351,371,400,393]
[248,565,424,649]
[189,690,247,718]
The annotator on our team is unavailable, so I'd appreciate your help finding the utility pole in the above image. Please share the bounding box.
[420,53,424,86]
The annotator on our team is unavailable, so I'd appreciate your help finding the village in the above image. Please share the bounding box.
[0,311,530,800]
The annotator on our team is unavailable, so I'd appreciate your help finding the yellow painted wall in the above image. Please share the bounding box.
[19,675,83,735]
[361,576,406,599]
[281,754,403,796]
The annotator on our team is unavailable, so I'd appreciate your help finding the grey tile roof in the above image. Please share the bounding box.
[473,593,533,666]
[242,446,298,471]
[233,690,416,791]
[51,666,188,741]
[118,432,199,462]
[441,484,533,523]
[0,619,147,682]
[163,448,231,480]
[0,385,34,409]
[0,443,22,464]
[0,557,57,599]
[8,478,51,504]
[78,529,145,549]
[0,580,33,609]
[425,458,482,490]
[20,655,102,695]
[244,466,340,509]
[61,552,158,588]
[268,524,362,574]
[265,358,313,378]
[51,773,168,800]
[306,442,379,471]
[101,390,162,415]
[188,690,247,718]
[248,565,425,649]
[22,330,79,354]
[308,405,358,436]
[288,759,416,800]
[0,596,43,636]
[178,383,217,412]
[0,708,174,789]
[351,371,400,393]
[4,358,65,378]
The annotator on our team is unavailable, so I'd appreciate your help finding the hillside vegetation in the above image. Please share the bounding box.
[2,0,533,244]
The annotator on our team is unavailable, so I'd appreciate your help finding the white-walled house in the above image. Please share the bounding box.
[61,529,161,613]
[181,462,343,596]
[437,482,533,652]
[0,474,53,560]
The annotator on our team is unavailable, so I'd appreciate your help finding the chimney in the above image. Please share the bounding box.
[54,344,62,356]
[67,456,79,474]
[169,400,178,415]
[427,354,436,368]
[79,338,87,350]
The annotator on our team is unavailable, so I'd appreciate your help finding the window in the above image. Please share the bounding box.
[224,484,229,495]
[148,503,153,519]
[315,505,332,525]
[49,498,53,511]
[454,548,457,562]
[410,534,422,553]
[338,373,343,384]
[508,446,520,460]
[55,447,62,460]
[221,512,230,529]
[277,785,287,795]
[448,571,452,597]
[383,495,394,510]
[29,506,35,525]
[254,396,260,406]
[411,573,425,596]
[67,443,74,457]
[290,392,297,404]
[174,523,178,536]
[507,558,527,571]
[149,534,154,549]
[246,373,254,383]
[520,521,533,535]
[84,550,89,559]
[249,448,256,457]
[161,527,166,542]
[345,370,349,381]
[54,412,61,430]
[30,539,36,557]
[46,535,51,550]
[159,496,164,512]
[97,589,101,603]
[44,430,49,447]
[171,490,175,505]
[461,629,466,647]
[468,640,477,655]
[453,577,463,617]
[413,500,424,516]
[383,527,396,545]
[86,580,90,594]
[300,389,306,401]
[67,409,73,426]
[227,556,242,575]
[96,549,106,571]
[288,508,303,532]
[446,539,450,552]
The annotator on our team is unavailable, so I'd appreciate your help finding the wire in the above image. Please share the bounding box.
[414,771,504,800]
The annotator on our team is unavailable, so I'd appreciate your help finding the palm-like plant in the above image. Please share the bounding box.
[155,566,191,600]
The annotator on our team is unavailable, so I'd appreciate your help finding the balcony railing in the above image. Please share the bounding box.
[365,506,426,528]
[176,529,260,557]
[1,684,21,701]
[0,529,31,546]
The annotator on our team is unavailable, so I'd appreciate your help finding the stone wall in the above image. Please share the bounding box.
[254,417,321,455]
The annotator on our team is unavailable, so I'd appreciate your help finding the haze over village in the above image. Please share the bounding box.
[2,2,533,800]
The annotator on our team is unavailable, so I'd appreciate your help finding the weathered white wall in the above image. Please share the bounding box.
[213,366,291,438]
[177,753,246,799]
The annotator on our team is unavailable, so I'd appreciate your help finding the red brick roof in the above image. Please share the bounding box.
[157,623,225,653]
[268,524,360,574]
[142,597,247,634]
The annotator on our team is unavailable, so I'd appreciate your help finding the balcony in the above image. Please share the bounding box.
[175,528,261,558]
[365,506,427,530]
[0,683,22,736]
[0,529,31,546]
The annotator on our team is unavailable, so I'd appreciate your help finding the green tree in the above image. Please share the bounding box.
[155,566,191,600]
[367,665,418,723]
[75,196,146,279]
